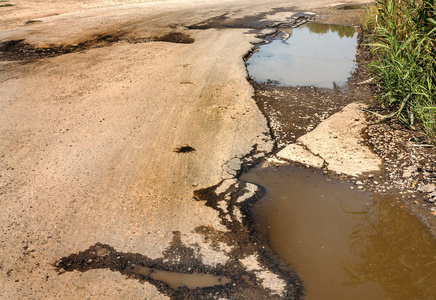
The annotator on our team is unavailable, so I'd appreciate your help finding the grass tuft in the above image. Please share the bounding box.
[363,0,436,143]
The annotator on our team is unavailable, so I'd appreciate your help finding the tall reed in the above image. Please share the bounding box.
[365,0,436,143]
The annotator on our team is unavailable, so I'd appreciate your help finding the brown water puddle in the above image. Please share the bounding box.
[56,239,238,298]
[241,165,436,300]
[129,265,231,290]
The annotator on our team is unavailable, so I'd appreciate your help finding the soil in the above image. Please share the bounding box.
[1,1,435,300]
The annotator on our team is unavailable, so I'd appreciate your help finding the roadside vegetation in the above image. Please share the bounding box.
[363,0,436,143]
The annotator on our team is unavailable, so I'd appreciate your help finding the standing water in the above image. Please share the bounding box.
[245,22,436,299]
[242,166,436,300]
[247,23,358,88]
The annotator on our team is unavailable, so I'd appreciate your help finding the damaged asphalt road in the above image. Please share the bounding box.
[0,1,397,299]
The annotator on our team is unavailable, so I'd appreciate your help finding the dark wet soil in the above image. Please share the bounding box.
[174,145,196,153]
[187,7,306,30]
[0,32,194,61]
[251,83,356,147]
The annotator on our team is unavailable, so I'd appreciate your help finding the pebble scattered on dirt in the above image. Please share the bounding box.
[362,120,436,230]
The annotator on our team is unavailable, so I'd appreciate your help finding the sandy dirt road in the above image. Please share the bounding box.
[1,0,368,299]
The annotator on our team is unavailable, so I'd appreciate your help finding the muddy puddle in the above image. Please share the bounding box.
[247,23,358,88]
[241,165,436,299]
[129,265,231,290]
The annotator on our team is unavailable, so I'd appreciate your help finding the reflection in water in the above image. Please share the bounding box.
[241,165,436,300]
[246,23,357,88]
[343,198,436,300]
[129,265,231,290]
[305,23,356,39]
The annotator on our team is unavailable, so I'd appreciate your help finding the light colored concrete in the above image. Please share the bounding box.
[298,103,382,176]
[240,254,286,296]
[276,144,325,168]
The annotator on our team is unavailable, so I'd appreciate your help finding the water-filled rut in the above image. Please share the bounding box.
[247,23,358,88]
[242,166,436,300]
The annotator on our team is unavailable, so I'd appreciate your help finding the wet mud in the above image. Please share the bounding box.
[0,32,194,61]
[251,83,357,147]
[187,8,309,30]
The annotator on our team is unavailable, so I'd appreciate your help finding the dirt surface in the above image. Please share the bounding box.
[3,1,435,299]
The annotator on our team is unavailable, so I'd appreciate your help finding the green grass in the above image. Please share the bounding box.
[363,0,436,143]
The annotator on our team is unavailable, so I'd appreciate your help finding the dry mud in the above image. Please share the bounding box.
[2,1,435,300]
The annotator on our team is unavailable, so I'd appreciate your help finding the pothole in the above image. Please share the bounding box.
[247,23,358,89]
[174,145,196,153]
[242,165,436,300]
[128,265,231,290]
[0,32,194,61]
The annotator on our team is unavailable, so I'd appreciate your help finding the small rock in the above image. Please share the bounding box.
[356,181,363,185]
[428,191,436,203]
[95,245,111,257]
[418,184,436,193]
[402,171,412,178]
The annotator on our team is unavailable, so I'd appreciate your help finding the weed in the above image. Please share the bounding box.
[364,0,436,143]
